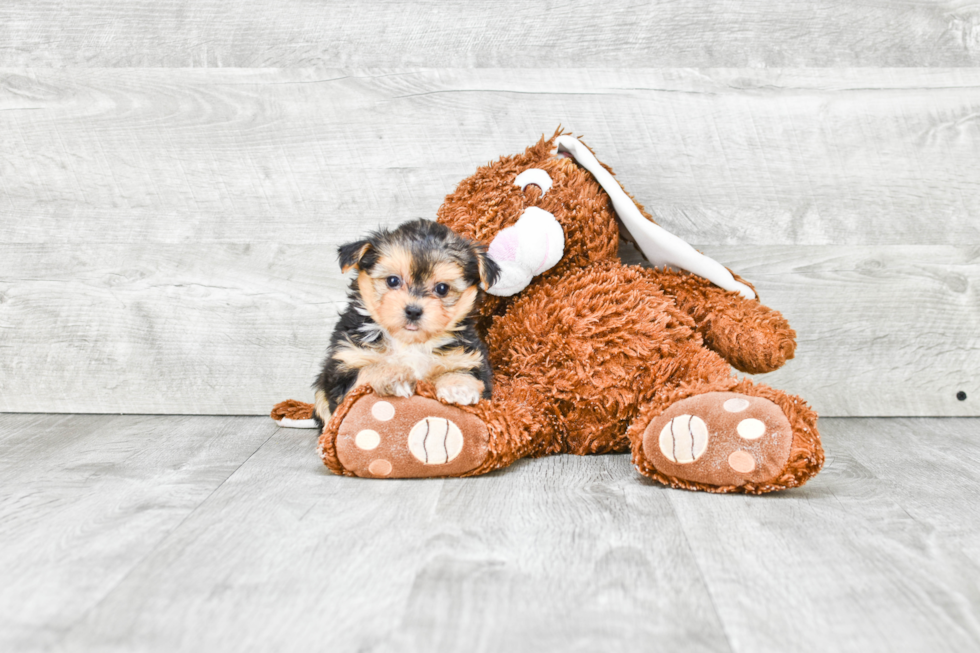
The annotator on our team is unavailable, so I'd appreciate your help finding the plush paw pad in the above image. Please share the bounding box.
[641,392,794,488]
[335,395,489,478]
[407,417,464,464]
[658,414,709,463]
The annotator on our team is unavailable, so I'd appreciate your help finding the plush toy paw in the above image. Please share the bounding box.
[638,392,793,490]
[331,393,489,478]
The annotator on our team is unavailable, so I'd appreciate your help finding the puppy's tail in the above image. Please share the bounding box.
[270,399,319,429]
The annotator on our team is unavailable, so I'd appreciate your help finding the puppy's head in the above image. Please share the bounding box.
[338,219,499,344]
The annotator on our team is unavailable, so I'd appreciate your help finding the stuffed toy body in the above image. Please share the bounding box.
[274,130,824,494]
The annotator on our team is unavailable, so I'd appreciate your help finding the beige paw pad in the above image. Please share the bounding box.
[737,418,766,440]
[723,397,750,412]
[408,417,464,464]
[368,459,392,476]
[372,401,395,421]
[728,450,756,473]
[659,415,708,464]
[355,429,381,450]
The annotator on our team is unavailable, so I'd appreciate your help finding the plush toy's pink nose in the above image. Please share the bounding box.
[487,229,520,262]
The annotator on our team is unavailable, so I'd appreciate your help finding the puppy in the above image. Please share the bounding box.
[313,219,500,428]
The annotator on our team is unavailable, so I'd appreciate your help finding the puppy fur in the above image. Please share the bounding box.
[313,219,500,428]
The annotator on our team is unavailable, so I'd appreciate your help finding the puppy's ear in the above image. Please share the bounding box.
[477,249,501,290]
[337,240,373,273]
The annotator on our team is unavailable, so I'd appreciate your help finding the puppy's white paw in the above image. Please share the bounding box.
[437,383,481,406]
[371,379,416,398]
[391,380,416,398]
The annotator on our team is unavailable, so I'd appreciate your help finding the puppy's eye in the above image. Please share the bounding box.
[433,282,450,297]
[385,275,402,289]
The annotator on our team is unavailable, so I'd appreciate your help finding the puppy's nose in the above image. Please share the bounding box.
[404,305,424,322]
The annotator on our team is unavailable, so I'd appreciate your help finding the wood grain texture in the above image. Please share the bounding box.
[0,414,276,652]
[2,244,976,416]
[2,1,980,67]
[665,417,980,653]
[830,418,980,561]
[2,68,977,416]
[58,423,732,653]
[3,68,980,246]
[0,243,346,415]
[718,245,980,417]
[3,415,978,652]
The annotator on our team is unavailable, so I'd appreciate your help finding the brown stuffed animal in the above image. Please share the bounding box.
[273,129,823,494]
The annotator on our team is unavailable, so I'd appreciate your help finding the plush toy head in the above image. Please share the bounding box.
[437,128,755,314]
[437,131,620,295]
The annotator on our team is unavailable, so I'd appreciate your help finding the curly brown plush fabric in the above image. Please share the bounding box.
[292,128,824,493]
[270,399,314,422]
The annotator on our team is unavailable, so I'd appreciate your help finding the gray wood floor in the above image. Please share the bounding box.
[2,415,978,652]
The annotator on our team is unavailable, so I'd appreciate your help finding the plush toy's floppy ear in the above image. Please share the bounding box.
[477,249,501,290]
[554,136,756,300]
[337,240,373,273]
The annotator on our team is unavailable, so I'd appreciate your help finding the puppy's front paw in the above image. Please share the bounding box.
[391,380,416,398]
[371,378,417,398]
[437,385,481,405]
[435,373,483,406]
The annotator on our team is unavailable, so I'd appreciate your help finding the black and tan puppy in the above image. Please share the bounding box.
[313,219,500,428]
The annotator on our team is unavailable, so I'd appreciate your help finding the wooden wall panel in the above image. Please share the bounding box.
[725,245,980,418]
[1,69,977,416]
[0,243,344,414]
[1,243,976,416]
[2,1,979,67]
[2,68,979,246]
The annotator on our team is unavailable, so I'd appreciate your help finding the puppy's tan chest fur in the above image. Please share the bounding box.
[382,339,444,379]
[335,337,482,382]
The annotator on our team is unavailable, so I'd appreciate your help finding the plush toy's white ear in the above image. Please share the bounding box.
[555,136,755,300]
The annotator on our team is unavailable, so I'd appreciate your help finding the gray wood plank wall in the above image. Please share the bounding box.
[3,1,980,67]
[0,9,978,417]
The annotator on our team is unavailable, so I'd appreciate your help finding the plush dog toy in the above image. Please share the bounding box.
[272,129,824,493]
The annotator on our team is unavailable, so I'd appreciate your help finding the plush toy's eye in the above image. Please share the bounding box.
[433,282,450,297]
[515,168,553,196]
[385,275,402,289]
